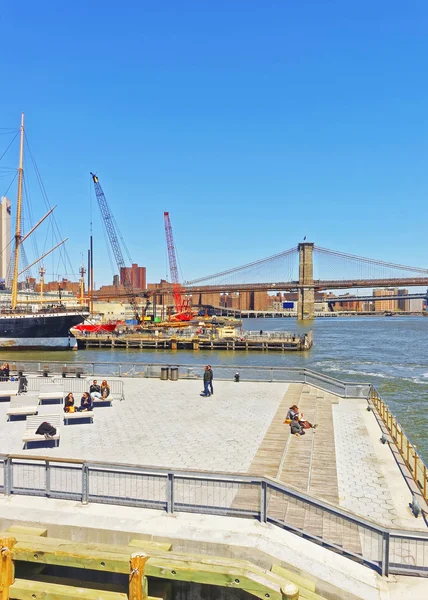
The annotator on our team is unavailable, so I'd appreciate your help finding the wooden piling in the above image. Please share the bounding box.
[129,553,150,600]
[0,537,16,600]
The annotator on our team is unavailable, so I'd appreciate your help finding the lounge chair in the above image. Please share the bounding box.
[7,394,39,420]
[23,414,61,449]
[0,380,19,401]
[38,383,64,404]
[63,410,94,425]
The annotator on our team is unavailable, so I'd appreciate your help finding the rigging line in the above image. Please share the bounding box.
[314,246,428,274]
[184,246,297,284]
[25,133,77,277]
[0,131,19,163]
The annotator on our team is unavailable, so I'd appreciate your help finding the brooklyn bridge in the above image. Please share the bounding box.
[165,242,428,319]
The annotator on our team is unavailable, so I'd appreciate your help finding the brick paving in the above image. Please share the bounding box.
[0,379,286,473]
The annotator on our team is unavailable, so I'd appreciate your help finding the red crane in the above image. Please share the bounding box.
[163,212,193,321]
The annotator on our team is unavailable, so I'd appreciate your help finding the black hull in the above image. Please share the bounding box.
[0,312,87,349]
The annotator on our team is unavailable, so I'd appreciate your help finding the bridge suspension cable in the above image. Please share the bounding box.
[314,246,428,274]
[184,246,297,286]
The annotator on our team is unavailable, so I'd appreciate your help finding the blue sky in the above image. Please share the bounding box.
[1,1,427,286]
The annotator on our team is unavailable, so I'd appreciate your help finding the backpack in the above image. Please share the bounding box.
[35,422,57,436]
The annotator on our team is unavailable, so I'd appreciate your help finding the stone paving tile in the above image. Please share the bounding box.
[333,402,399,527]
[0,379,287,474]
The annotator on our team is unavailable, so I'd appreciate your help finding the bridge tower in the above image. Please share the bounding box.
[297,242,315,320]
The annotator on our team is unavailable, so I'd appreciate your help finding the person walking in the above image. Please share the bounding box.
[201,365,211,397]
[207,365,214,395]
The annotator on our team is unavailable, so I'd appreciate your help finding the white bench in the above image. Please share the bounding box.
[63,410,94,425]
[0,381,19,401]
[7,394,40,420]
[38,383,64,404]
[23,414,61,449]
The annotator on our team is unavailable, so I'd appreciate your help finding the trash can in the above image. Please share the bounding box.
[170,366,178,381]
[234,372,240,383]
[160,367,169,380]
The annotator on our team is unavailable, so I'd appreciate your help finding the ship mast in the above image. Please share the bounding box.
[11,113,25,309]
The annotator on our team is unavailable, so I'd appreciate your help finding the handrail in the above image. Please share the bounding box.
[2,452,428,577]
[369,386,428,503]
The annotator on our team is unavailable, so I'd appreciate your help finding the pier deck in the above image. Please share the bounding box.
[0,376,423,531]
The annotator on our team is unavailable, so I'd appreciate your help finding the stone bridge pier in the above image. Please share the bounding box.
[297,242,315,320]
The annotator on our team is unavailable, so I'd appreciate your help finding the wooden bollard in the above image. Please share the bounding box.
[129,552,150,600]
[0,537,16,600]
[281,582,299,600]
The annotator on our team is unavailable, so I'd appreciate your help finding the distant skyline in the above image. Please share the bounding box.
[1,1,427,286]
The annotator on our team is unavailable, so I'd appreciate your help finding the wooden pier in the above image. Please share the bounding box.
[75,331,312,352]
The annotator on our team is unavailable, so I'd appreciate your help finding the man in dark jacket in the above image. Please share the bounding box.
[202,366,211,397]
[207,365,214,395]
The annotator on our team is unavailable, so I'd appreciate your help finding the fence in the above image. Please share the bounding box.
[0,454,427,577]
[7,361,370,397]
[370,386,428,504]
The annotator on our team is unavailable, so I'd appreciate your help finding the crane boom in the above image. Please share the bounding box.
[90,173,140,321]
[164,211,192,320]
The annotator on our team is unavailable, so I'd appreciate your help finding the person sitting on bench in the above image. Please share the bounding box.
[64,393,76,413]
[80,392,93,411]
[89,380,102,401]
[101,380,110,398]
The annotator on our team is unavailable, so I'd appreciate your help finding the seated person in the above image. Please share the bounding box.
[80,392,93,411]
[290,415,305,436]
[101,380,110,398]
[0,362,10,381]
[64,392,76,413]
[89,379,102,400]
[285,404,317,429]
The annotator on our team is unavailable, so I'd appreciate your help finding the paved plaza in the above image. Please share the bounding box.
[0,379,286,473]
[0,375,424,531]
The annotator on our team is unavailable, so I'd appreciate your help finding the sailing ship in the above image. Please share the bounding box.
[0,114,88,348]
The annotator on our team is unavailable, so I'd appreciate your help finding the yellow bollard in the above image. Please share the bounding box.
[0,537,16,600]
[129,553,150,600]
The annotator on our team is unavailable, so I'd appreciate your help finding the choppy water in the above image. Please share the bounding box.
[2,316,427,459]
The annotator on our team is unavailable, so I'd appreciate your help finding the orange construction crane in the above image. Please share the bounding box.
[163,212,193,321]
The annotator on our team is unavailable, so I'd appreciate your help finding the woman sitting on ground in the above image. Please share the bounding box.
[101,380,110,398]
[284,404,317,429]
[64,392,76,413]
[80,392,93,411]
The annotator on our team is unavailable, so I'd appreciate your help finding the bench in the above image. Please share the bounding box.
[7,394,39,420]
[0,381,19,401]
[22,414,61,449]
[38,383,64,404]
[61,365,86,378]
[64,410,94,425]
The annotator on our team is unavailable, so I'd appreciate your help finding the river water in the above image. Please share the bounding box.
[1,316,427,459]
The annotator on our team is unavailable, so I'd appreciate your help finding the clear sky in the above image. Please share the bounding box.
[1,1,427,286]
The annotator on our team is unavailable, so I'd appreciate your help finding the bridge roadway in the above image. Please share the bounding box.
[179,277,428,294]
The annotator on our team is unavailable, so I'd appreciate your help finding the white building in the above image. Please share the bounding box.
[0,197,11,281]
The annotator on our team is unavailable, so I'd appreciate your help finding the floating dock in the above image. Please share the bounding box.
[75,330,313,351]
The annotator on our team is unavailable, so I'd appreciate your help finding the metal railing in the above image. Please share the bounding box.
[370,386,428,504]
[6,361,370,397]
[0,454,427,577]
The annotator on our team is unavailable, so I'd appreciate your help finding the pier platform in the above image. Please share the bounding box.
[0,372,428,598]
[75,330,313,351]
[0,377,423,530]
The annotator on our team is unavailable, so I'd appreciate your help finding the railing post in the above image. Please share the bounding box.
[260,480,268,523]
[167,473,174,514]
[4,458,11,496]
[45,460,50,498]
[81,464,89,505]
[381,531,390,577]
